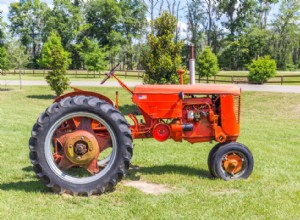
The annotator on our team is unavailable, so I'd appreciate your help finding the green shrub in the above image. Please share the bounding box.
[247,56,276,84]
[196,46,219,78]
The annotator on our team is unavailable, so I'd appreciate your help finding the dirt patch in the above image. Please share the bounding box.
[123,181,171,195]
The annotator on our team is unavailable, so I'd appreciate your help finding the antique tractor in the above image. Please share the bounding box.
[29,65,254,195]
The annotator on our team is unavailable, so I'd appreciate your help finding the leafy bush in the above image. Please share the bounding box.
[141,12,185,84]
[247,56,276,84]
[196,46,219,78]
[39,32,71,95]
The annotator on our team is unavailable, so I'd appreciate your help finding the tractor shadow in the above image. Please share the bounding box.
[126,164,211,181]
[0,88,12,91]
[0,180,52,194]
[27,94,56,100]
[0,166,51,194]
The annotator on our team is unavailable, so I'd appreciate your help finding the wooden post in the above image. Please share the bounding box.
[214,75,216,83]
[281,75,283,85]
[231,75,234,83]
[206,76,208,84]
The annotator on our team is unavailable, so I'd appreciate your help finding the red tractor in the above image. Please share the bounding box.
[29,65,254,195]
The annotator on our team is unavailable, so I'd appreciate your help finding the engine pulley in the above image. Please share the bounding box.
[152,123,171,142]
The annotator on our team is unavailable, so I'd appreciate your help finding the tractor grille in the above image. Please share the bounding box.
[234,96,241,124]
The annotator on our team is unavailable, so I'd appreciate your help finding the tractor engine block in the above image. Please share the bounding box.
[177,96,216,143]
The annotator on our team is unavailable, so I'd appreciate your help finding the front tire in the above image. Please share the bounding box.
[212,142,254,180]
[29,96,133,195]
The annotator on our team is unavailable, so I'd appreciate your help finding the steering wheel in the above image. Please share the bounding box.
[100,63,121,84]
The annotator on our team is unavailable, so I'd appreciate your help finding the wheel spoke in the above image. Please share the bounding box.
[76,117,93,131]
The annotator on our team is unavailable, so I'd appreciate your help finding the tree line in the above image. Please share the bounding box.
[0,0,300,73]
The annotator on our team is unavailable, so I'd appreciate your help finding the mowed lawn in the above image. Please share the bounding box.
[0,86,299,219]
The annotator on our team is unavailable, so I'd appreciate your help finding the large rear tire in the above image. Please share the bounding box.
[29,96,133,195]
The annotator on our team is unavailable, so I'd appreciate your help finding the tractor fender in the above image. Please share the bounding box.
[54,88,114,106]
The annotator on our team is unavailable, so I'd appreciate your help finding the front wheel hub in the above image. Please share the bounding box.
[223,153,243,175]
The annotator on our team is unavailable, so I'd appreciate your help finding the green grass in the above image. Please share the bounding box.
[0,86,299,219]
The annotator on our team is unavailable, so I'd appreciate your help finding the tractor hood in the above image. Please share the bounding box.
[133,84,241,95]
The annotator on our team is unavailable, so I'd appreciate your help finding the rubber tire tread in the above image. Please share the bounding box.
[207,143,224,178]
[29,95,133,196]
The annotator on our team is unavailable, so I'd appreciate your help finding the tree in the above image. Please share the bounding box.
[6,39,29,89]
[186,0,205,53]
[45,0,85,48]
[141,12,185,84]
[0,11,9,72]
[85,0,122,47]
[257,0,279,29]
[0,11,6,46]
[85,0,123,67]
[186,0,221,54]
[271,0,300,69]
[77,37,107,74]
[217,0,257,70]
[196,46,219,78]
[39,32,71,95]
[7,39,29,71]
[119,0,147,70]
[218,0,256,38]
[143,0,163,33]
[9,0,50,66]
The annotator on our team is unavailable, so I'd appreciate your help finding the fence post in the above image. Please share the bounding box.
[281,75,283,85]
[231,75,234,83]
[206,76,208,84]
[214,75,216,83]
[76,69,78,78]
[33,69,34,76]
